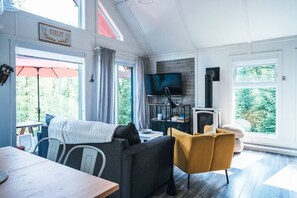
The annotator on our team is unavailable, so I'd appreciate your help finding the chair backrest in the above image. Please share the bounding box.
[210,129,235,171]
[63,145,106,177]
[33,137,66,163]
[170,127,235,173]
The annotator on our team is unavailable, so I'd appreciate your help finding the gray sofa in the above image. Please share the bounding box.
[38,125,174,198]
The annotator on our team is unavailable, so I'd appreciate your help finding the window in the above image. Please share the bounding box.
[97,1,123,41]
[117,64,133,124]
[16,56,81,123]
[233,58,278,135]
[15,46,85,124]
[18,0,83,28]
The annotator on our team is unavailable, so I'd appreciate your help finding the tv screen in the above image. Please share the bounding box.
[145,73,182,96]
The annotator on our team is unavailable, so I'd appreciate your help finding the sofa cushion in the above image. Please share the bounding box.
[45,114,55,125]
[114,123,141,146]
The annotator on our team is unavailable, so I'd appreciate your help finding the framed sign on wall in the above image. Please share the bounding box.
[38,22,71,46]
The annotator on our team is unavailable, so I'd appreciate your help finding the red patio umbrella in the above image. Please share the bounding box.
[16,57,78,122]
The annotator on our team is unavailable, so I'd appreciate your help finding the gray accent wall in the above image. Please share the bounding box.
[156,58,195,108]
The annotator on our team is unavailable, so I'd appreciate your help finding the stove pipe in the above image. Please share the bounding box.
[205,70,215,108]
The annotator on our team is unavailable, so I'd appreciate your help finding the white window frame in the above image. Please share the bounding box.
[231,52,282,138]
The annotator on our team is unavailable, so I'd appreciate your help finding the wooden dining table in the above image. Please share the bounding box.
[0,146,119,198]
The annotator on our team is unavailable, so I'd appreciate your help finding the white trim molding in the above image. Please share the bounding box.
[244,143,297,157]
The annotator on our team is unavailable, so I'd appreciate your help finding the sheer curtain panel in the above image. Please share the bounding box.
[135,57,149,129]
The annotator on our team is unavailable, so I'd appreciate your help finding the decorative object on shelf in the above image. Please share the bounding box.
[0,64,14,86]
[164,86,177,196]
[38,22,71,46]
[157,113,162,120]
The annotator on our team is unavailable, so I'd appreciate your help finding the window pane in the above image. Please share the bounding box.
[235,65,276,83]
[235,87,276,134]
[16,57,79,123]
[98,8,117,39]
[118,65,133,124]
[18,0,80,27]
[97,0,123,41]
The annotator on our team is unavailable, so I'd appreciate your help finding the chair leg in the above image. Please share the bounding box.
[225,169,229,184]
[187,174,190,190]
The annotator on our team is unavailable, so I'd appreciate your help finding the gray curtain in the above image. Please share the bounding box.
[135,57,149,129]
[96,47,116,124]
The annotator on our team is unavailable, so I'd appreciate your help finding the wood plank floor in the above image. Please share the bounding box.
[151,150,297,198]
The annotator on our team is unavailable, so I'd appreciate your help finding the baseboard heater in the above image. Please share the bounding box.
[244,143,297,157]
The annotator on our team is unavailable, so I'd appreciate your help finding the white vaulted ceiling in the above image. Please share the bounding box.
[113,0,297,56]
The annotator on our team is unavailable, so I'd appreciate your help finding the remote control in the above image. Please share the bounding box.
[0,171,8,184]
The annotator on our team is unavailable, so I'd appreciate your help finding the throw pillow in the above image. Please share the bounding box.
[222,124,245,139]
[114,122,141,146]
[204,125,216,134]
[45,114,55,125]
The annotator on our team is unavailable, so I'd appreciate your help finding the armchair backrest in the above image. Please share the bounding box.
[170,128,235,174]
[210,128,235,171]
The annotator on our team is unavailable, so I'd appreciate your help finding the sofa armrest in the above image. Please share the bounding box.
[122,136,174,198]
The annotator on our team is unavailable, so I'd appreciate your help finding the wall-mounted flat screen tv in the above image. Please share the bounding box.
[145,73,182,96]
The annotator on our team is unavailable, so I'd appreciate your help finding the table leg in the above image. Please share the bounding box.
[19,128,26,135]
[28,127,34,137]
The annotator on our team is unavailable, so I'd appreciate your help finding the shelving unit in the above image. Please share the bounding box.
[149,103,191,134]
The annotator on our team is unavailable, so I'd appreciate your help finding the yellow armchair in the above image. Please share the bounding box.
[168,127,235,189]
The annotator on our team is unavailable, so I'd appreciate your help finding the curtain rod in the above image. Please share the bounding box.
[94,46,116,52]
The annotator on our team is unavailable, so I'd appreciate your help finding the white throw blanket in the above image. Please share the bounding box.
[48,117,118,144]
